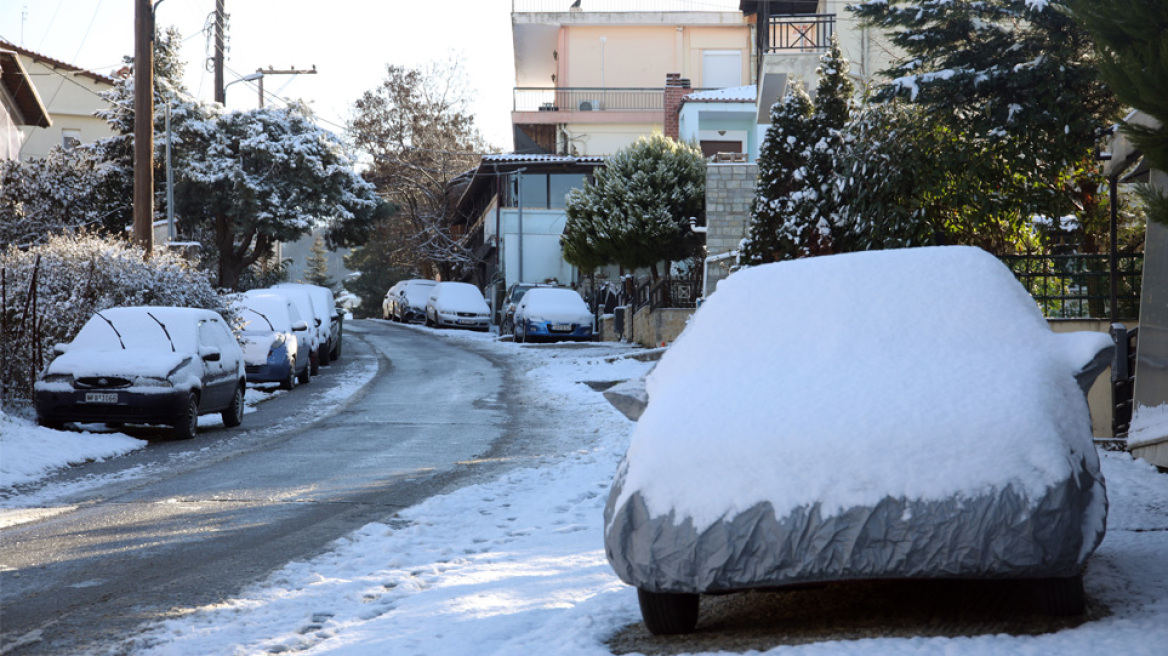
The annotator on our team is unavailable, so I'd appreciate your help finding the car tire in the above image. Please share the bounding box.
[221,384,245,427]
[297,361,311,385]
[310,351,320,376]
[637,589,700,635]
[1033,574,1086,616]
[318,344,331,366]
[173,393,199,440]
[280,362,296,390]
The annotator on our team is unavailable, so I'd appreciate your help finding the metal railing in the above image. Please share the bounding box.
[632,276,701,312]
[514,87,665,113]
[999,253,1143,320]
[513,0,740,12]
[765,13,835,52]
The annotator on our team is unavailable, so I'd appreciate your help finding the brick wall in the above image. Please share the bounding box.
[703,162,757,294]
[664,73,694,140]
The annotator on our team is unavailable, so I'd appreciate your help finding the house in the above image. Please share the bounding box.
[0,41,116,160]
[450,154,606,312]
[511,1,751,156]
[676,83,765,160]
[0,49,51,160]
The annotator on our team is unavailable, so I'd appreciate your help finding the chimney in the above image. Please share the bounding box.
[664,73,694,140]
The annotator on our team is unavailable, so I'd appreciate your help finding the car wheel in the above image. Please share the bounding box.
[310,351,320,376]
[637,589,700,635]
[221,384,245,427]
[173,393,199,440]
[280,362,296,390]
[297,360,311,385]
[318,343,331,366]
[1033,574,1086,616]
[425,312,434,327]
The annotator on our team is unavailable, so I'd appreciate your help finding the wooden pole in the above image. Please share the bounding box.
[132,0,154,256]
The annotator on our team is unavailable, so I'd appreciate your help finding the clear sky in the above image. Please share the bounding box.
[0,0,517,150]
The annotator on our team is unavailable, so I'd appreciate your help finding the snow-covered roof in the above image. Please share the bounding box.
[682,85,757,104]
[0,40,117,86]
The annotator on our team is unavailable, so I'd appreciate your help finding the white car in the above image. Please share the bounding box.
[261,286,321,374]
[424,282,491,332]
[512,287,594,343]
[273,283,340,363]
[34,307,246,440]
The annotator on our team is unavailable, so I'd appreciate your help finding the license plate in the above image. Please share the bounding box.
[85,392,118,404]
[457,319,478,325]
[551,324,573,332]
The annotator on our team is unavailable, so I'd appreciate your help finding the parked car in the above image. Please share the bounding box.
[499,282,555,335]
[235,292,312,389]
[273,283,341,363]
[264,286,321,375]
[424,281,491,331]
[34,306,247,440]
[384,279,437,323]
[603,246,1115,634]
[512,287,594,343]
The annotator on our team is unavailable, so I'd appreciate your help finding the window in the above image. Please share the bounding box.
[62,129,81,150]
[702,50,742,89]
[503,173,591,209]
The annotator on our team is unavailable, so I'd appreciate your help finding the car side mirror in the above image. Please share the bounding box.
[200,347,222,362]
[315,318,322,327]
[292,320,309,332]
[52,343,69,355]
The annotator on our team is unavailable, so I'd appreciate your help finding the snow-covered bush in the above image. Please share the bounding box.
[0,232,229,409]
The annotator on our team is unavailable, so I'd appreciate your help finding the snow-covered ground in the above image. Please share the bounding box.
[3,324,1167,655]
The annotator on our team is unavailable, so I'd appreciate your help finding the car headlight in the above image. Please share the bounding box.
[133,376,172,387]
[41,373,74,385]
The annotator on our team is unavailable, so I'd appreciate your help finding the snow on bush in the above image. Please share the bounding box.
[0,232,230,409]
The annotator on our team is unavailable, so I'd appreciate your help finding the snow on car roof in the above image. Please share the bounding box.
[618,246,1113,531]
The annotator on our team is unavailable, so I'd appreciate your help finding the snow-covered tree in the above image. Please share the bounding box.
[0,146,106,247]
[741,37,854,263]
[562,135,705,280]
[174,103,380,290]
[304,234,335,288]
[850,0,1121,228]
[348,59,492,279]
[0,232,228,408]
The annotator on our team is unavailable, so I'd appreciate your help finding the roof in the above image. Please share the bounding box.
[0,40,116,86]
[0,50,51,128]
[480,153,606,165]
[681,85,757,104]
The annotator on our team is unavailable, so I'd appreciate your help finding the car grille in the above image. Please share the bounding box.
[245,365,262,374]
[75,376,132,389]
[456,312,479,318]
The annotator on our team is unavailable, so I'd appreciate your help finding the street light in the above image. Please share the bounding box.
[223,71,264,107]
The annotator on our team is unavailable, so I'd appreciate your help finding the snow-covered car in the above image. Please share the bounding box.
[604,246,1114,635]
[499,282,555,335]
[384,279,437,323]
[235,292,313,389]
[424,282,491,331]
[34,306,247,440]
[273,283,341,363]
[263,286,321,375]
[513,287,594,343]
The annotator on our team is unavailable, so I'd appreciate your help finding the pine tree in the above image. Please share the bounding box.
[562,135,705,279]
[304,234,335,288]
[850,0,1121,227]
[740,82,814,265]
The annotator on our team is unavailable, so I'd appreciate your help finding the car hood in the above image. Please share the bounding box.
[522,307,591,324]
[45,348,193,379]
[239,334,282,365]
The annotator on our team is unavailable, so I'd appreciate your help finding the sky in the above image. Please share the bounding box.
[0,0,518,149]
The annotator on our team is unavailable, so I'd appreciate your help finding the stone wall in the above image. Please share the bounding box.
[704,162,756,295]
[631,307,693,348]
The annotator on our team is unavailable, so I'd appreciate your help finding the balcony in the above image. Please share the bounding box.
[754,14,835,124]
[762,13,835,53]
[514,87,666,114]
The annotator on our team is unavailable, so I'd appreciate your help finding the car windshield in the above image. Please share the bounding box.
[237,297,292,332]
[404,281,437,306]
[439,284,486,306]
[71,310,198,352]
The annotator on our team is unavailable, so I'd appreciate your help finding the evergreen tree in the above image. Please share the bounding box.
[562,135,705,280]
[304,234,335,288]
[851,0,1121,228]
[739,82,814,265]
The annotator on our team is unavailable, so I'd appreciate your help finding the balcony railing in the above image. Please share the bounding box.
[513,0,740,12]
[514,87,665,113]
[764,13,835,52]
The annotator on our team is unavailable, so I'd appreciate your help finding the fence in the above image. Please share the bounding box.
[999,253,1143,320]
[1,259,44,408]
[514,88,666,113]
[764,13,835,52]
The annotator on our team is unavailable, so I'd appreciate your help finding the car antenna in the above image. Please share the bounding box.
[94,311,126,349]
[145,311,177,352]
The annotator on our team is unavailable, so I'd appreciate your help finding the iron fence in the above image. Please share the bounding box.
[999,253,1143,320]
[514,87,666,113]
[765,13,835,52]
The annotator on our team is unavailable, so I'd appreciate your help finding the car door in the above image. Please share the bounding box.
[198,320,233,409]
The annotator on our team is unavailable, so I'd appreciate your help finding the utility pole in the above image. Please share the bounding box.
[132,0,154,255]
[254,66,317,108]
[213,0,225,104]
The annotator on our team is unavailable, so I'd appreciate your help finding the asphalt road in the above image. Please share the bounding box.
[0,321,552,656]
